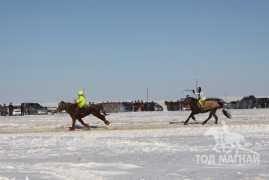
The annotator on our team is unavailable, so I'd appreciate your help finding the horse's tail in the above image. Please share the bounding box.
[217,102,232,119]
[222,109,232,119]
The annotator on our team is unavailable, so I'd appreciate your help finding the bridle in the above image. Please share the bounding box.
[184,97,197,106]
[58,101,72,112]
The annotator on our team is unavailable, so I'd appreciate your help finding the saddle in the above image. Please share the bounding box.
[75,104,88,116]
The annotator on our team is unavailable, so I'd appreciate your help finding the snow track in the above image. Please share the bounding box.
[0,110,269,179]
[1,109,269,134]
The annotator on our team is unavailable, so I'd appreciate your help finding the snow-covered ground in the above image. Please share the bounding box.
[0,109,269,180]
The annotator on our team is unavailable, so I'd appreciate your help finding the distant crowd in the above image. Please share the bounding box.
[0,103,30,116]
[131,100,156,112]
[89,100,163,113]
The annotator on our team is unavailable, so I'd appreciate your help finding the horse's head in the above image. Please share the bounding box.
[183,96,197,106]
[54,101,68,113]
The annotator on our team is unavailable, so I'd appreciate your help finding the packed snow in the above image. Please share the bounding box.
[0,109,269,180]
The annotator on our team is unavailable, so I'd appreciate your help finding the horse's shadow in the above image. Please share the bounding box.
[73,124,105,130]
[179,120,201,125]
[170,121,202,125]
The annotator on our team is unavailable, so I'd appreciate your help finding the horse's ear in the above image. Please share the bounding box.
[186,95,189,98]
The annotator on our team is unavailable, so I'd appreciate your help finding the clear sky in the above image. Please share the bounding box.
[0,0,269,103]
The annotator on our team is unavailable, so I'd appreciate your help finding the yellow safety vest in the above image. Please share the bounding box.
[76,95,86,108]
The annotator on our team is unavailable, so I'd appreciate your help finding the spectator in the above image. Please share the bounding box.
[133,101,138,112]
[3,104,8,116]
[8,103,14,116]
[165,101,170,111]
[130,101,134,112]
[25,104,30,115]
[140,100,145,111]
[21,104,25,116]
[137,100,141,111]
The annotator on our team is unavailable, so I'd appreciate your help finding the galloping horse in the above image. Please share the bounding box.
[54,101,110,130]
[183,96,231,125]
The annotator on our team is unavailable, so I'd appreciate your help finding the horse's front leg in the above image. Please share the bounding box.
[184,113,194,125]
[70,117,76,131]
[77,118,90,129]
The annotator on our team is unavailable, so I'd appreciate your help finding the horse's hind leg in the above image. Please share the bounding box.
[77,118,90,129]
[93,113,110,125]
[213,111,218,124]
[202,112,213,125]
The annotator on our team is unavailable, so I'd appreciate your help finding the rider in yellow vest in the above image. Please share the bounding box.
[76,90,86,108]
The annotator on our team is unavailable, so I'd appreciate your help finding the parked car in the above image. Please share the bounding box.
[21,103,48,115]
[153,102,164,111]
[144,102,163,111]
[12,106,21,116]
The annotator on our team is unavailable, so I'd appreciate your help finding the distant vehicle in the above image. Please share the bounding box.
[153,102,164,111]
[182,106,191,111]
[21,103,48,115]
[121,102,133,112]
[12,106,21,116]
[144,102,163,111]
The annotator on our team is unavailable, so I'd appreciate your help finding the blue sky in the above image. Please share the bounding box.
[0,0,268,103]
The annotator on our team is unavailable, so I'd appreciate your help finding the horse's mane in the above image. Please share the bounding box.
[186,96,198,101]
[61,101,74,106]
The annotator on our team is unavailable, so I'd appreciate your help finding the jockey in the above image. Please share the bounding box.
[193,87,206,108]
[76,90,86,108]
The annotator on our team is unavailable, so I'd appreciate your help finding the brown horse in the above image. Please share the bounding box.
[183,96,231,125]
[54,101,110,130]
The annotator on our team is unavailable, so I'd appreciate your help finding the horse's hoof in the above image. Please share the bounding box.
[202,123,205,125]
[69,127,75,131]
[183,123,188,125]
[105,121,110,125]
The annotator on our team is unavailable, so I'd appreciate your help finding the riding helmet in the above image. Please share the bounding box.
[78,90,84,95]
